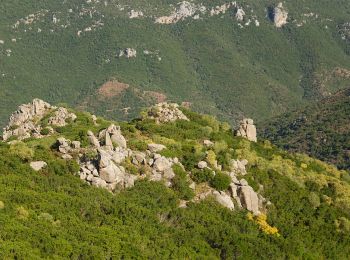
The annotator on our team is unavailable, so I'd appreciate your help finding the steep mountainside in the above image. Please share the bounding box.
[0,99,350,258]
[260,88,350,171]
[1,0,350,127]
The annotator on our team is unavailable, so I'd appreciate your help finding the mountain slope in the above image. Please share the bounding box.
[1,0,350,127]
[260,88,350,171]
[0,100,350,258]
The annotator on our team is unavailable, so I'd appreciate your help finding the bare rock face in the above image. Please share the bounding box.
[235,118,257,142]
[146,103,189,123]
[147,143,166,153]
[238,185,260,215]
[87,131,100,148]
[273,3,288,28]
[213,191,235,210]
[155,1,198,24]
[2,99,52,140]
[48,107,77,127]
[230,159,248,175]
[98,124,127,149]
[235,7,245,21]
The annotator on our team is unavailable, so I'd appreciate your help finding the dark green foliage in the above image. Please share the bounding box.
[172,164,195,200]
[260,89,350,170]
[192,168,214,183]
[210,171,231,191]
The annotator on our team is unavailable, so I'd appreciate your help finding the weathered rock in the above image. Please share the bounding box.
[203,140,214,147]
[198,161,208,169]
[239,179,249,186]
[230,159,248,175]
[30,161,47,171]
[273,3,288,28]
[146,103,189,123]
[153,157,172,172]
[213,191,235,210]
[133,151,146,164]
[235,118,257,142]
[238,185,259,215]
[163,168,175,179]
[99,164,123,183]
[71,141,81,149]
[87,131,100,147]
[148,143,166,153]
[48,107,76,126]
[119,48,137,58]
[2,99,52,141]
[235,7,245,21]
[57,137,71,154]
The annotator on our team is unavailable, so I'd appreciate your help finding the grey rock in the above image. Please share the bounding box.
[148,143,166,153]
[235,118,257,142]
[153,157,172,172]
[87,131,100,147]
[30,161,47,171]
[239,185,259,215]
[198,161,208,169]
[213,191,235,210]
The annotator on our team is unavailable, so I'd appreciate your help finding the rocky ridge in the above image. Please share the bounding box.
[3,99,268,215]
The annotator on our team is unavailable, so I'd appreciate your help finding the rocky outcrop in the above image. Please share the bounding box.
[2,99,76,141]
[48,107,77,127]
[273,3,288,28]
[119,48,137,58]
[155,1,203,24]
[2,99,52,140]
[98,124,127,149]
[235,7,245,21]
[146,103,189,123]
[235,118,257,142]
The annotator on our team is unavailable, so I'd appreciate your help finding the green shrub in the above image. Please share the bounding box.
[172,164,194,200]
[9,142,34,161]
[210,171,231,191]
[192,168,214,183]
[40,127,50,135]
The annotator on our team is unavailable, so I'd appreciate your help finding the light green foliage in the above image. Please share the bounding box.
[172,164,195,200]
[9,142,34,161]
[0,201,4,209]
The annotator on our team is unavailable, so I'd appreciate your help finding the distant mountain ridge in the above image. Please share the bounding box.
[260,88,350,171]
[1,0,350,127]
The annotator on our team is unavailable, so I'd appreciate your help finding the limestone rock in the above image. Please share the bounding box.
[198,161,208,169]
[148,143,166,153]
[273,3,288,28]
[30,161,47,171]
[238,185,259,215]
[2,99,52,141]
[235,118,257,142]
[100,124,127,148]
[87,131,100,148]
[213,191,235,210]
[48,107,76,127]
[230,159,248,175]
[203,140,214,147]
[235,8,245,21]
[146,102,189,123]
[153,157,172,172]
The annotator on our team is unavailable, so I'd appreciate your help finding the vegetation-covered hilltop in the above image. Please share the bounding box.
[260,88,350,171]
[1,0,350,127]
[0,100,350,258]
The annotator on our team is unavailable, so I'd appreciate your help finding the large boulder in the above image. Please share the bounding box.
[87,131,100,148]
[235,118,257,142]
[30,161,47,171]
[148,143,166,153]
[273,3,288,28]
[213,191,235,210]
[238,185,260,215]
[153,157,172,172]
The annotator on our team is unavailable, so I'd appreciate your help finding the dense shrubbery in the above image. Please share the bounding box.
[0,107,350,258]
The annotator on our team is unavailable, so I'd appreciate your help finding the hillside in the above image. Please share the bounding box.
[0,99,350,258]
[1,0,350,127]
[260,88,350,171]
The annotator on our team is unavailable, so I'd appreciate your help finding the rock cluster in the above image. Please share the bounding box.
[119,48,137,58]
[155,1,201,24]
[48,107,77,126]
[146,103,189,123]
[2,99,52,140]
[235,118,257,142]
[2,99,76,141]
[273,3,288,28]
[230,159,248,175]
